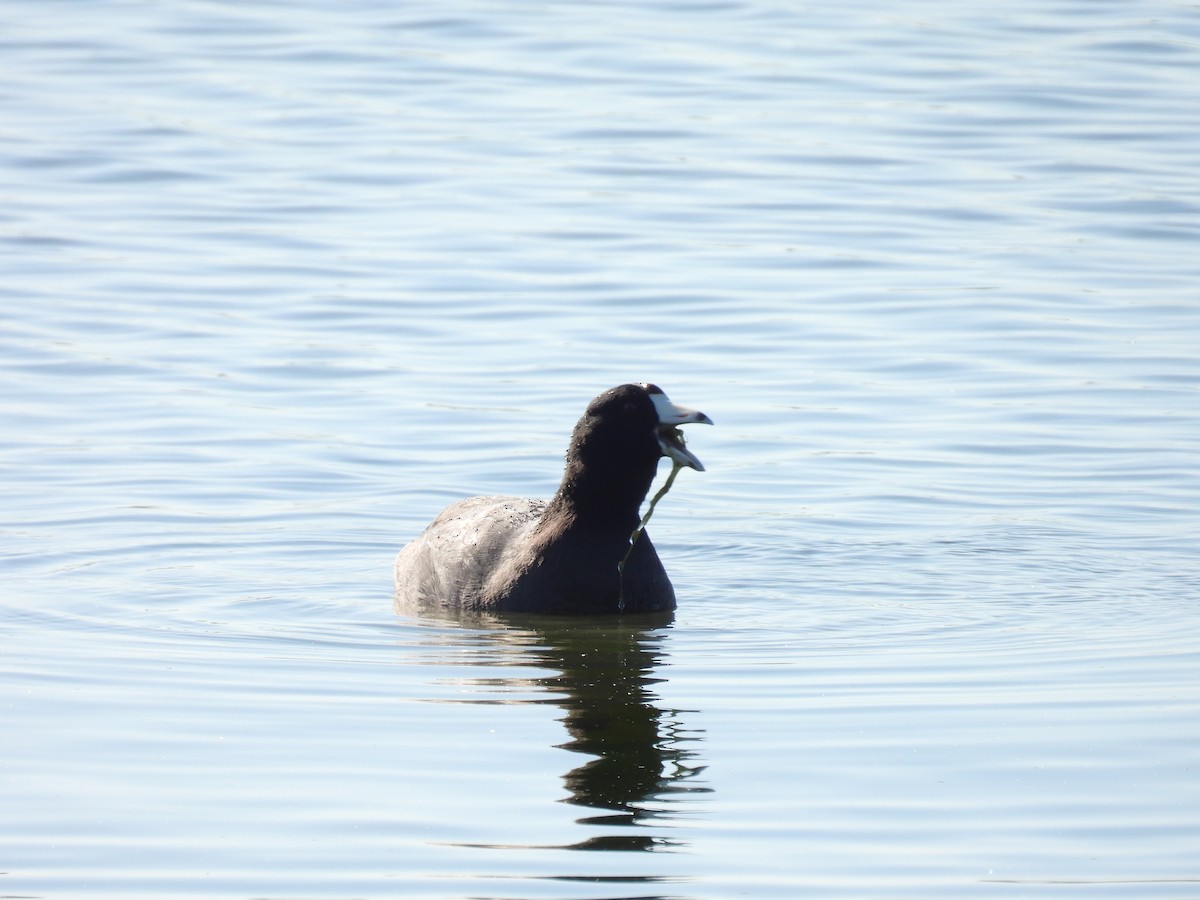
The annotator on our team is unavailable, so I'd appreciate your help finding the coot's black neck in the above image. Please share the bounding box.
[546,427,660,535]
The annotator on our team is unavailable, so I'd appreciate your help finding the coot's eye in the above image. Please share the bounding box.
[624,402,638,415]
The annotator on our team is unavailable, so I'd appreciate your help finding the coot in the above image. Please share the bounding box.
[393,383,711,614]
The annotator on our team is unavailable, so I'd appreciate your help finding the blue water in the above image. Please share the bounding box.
[3,1,1199,897]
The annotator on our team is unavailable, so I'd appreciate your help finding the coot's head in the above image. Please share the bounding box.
[576,383,712,472]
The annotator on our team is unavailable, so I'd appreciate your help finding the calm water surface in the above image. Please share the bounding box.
[3,1,1199,897]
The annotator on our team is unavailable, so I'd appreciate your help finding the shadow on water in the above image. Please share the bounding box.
[532,613,711,853]
[411,610,711,857]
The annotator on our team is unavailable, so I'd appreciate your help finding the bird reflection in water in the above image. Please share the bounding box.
[421,611,710,853]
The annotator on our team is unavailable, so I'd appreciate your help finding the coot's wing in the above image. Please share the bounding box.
[393,496,547,611]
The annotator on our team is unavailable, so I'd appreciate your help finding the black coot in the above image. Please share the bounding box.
[393,383,712,614]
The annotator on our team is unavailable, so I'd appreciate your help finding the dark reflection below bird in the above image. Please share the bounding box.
[543,615,710,851]
[424,611,711,855]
